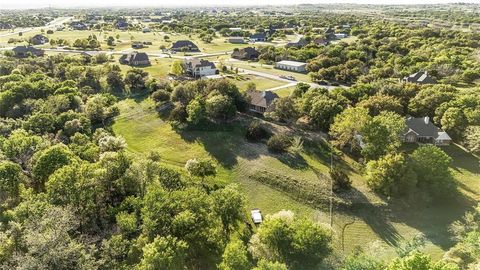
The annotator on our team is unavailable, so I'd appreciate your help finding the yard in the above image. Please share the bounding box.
[112,97,480,261]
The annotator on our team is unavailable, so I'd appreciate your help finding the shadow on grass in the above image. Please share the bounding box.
[277,152,309,170]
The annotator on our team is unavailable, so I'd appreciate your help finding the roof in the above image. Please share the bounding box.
[404,117,451,140]
[171,40,198,49]
[276,60,307,67]
[120,52,149,64]
[250,33,266,39]
[184,58,216,69]
[251,209,262,224]
[12,46,43,53]
[231,47,259,59]
[405,71,436,84]
[247,90,279,108]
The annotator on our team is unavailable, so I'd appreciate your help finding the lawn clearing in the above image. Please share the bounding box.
[112,97,480,261]
[227,74,288,92]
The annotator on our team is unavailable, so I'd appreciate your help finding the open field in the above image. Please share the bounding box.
[112,97,480,260]
[227,74,288,92]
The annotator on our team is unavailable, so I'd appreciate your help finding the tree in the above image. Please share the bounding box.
[308,96,344,131]
[463,126,480,154]
[249,210,332,270]
[440,107,467,139]
[186,97,206,125]
[252,260,288,270]
[360,112,406,160]
[408,85,457,117]
[212,184,245,236]
[170,60,185,76]
[387,251,458,270]
[32,144,76,191]
[266,97,299,123]
[1,129,45,168]
[245,121,270,142]
[330,107,370,151]
[330,166,352,192]
[0,161,24,207]
[219,238,251,270]
[124,69,149,93]
[357,94,404,116]
[205,94,236,120]
[365,154,417,197]
[184,158,216,180]
[342,249,384,270]
[137,236,188,270]
[410,145,455,199]
[106,68,124,93]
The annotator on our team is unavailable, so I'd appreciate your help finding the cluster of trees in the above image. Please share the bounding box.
[73,35,101,49]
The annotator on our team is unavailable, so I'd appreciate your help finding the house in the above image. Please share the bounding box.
[170,40,199,52]
[119,52,150,66]
[12,46,44,57]
[313,37,328,46]
[325,27,336,40]
[183,58,217,78]
[30,34,49,45]
[246,90,279,114]
[275,60,307,73]
[70,21,88,30]
[142,27,151,33]
[404,71,437,84]
[250,33,267,42]
[229,27,242,31]
[132,42,144,49]
[116,21,129,30]
[334,33,348,39]
[231,47,259,60]
[403,116,451,145]
[286,37,309,48]
[228,37,245,44]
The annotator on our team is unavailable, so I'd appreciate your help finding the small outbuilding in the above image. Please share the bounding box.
[404,71,437,84]
[227,37,245,44]
[275,60,307,73]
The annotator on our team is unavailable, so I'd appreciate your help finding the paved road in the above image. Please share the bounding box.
[0,17,73,38]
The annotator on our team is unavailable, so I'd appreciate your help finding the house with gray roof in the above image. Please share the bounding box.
[119,52,150,66]
[183,58,217,78]
[12,46,44,57]
[30,34,49,45]
[404,71,437,84]
[170,40,199,52]
[403,116,451,145]
[231,47,259,61]
[250,33,267,42]
[286,37,309,48]
[246,90,279,114]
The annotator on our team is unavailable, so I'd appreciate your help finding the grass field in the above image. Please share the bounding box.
[112,97,480,260]
[227,74,288,92]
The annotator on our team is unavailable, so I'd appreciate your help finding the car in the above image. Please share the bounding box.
[318,80,329,85]
[279,75,296,81]
[251,209,263,225]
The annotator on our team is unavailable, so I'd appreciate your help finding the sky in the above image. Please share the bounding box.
[0,0,477,9]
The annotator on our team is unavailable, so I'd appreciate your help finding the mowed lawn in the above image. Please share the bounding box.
[227,74,288,92]
[225,60,313,82]
[112,97,480,261]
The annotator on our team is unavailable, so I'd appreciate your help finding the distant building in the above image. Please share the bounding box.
[119,51,150,66]
[286,37,309,48]
[183,58,217,78]
[228,37,245,44]
[12,46,44,57]
[246,90,279,114]
[313,37,328,46]
[116,21,129,30]
[404,71,437,84]
[30,34,49,45]
[70,21,88,30]
[324,27,336,40]
[334,33,348,39]
[275,60,307,73]
[131,42,144,49]
[403,117,451,145]
[142,27,151,33]
[231,47,259,61]
[229,27,242,31]
[250,33,267,42]
[170,40,199,52]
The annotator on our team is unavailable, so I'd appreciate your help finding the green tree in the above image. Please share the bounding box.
[252,260,288,270]
[170,60,185,76]
[124,69,149,93]
[365,153,417,197]
[330,107,370,152]
[219,238,251,270]
[250,210,332,270]
[32,144,76,191]
[212,184,245,236]
[387,251,458,270]
[205,94,236,120]
[186,97,206,124]
[0,161,24,207]
[184,158,216,180]
[361,112,405,160]
[463,126,480,154]
[410,145,455,198]
[137,236,188,270]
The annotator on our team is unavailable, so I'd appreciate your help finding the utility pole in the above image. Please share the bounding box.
[329,144,333,228]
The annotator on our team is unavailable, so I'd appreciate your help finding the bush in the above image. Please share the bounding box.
[245,121,269,142]
[152,90,171,103]
[330,167,352,192]
[267,134,291,153]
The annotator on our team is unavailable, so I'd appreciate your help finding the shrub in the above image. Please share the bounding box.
[267,134,292,153]
[152,90,171,103]
[245,121,269,141]
[330,167,352,192]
